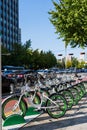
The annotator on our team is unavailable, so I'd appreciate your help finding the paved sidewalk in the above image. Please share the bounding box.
[19,95,87,130]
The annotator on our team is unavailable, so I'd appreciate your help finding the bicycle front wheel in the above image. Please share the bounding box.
[2,95,27,120]
[46,93,67,119]
[78,83,86,95]
[61,90,74,110]
[74,85,84,99]
[68,87,80,105]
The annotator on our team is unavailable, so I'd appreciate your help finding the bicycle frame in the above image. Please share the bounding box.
[25,88,59,111]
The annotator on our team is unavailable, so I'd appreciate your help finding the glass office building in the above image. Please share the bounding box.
[0,0,19,51]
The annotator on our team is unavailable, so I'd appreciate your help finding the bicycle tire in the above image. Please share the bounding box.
[77,83,86,95]
[74,85,84,99]
[68,87,80,105]
[2,95,27,120]
[46,93,67,119]
[60,90,74,110]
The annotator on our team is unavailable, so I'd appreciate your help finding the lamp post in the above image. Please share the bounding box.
[69,53,73,68]
[80,52,85,55]
[58,54,63,63]
[58,54,63,69]
[80,52,85,61]
[69,53,73,56]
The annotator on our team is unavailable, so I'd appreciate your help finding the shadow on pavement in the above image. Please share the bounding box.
[19,114,87,130]
[19,95,87,130]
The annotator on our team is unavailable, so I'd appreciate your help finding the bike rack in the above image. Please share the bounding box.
[2,107,42,129]
[3,114,26,127]
[2,79,87,129]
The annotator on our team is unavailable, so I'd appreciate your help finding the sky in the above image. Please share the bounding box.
[19,0,87,59]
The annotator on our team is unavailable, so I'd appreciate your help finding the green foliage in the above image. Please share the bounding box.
[1,45,10,66]
[77,60,85,68]
[66,59,72,68]
[57,60,65,69]
[49,0,87,48]
[23,39,32,50]
[84,63,87,68]
[31,50,57,69]
[57,56,86,69]
[72,57,79,68]
[1,45,9,54]
[1,40,57,69]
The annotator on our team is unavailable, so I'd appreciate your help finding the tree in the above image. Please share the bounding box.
[44,51,57,68]
[66,59,72,68]
[22,39,33,68]
[1,39,33,67]
[9,43,24,66]
[49,0,87,48]
[31,49,41,69]
[1,45,9,54]
[77,60,85,69]
[1,39,57,69]
[1,45,10,66]
[72,57,79,68]
[23,39,32,50]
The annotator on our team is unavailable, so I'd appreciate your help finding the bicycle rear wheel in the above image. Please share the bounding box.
[46,93,67,119]
[2,95,27,120]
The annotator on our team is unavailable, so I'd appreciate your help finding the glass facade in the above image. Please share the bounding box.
[0,0,19,50]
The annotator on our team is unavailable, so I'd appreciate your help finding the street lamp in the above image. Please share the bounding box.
[80,52,85,61]
[58,54,63,61]
[69,53,73,56]
[80,52,85,55]
[58,54,64,69]
[69,53,74,68]
[58,54,62,56]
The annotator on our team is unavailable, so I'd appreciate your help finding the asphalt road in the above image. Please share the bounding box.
[19,94,87,130]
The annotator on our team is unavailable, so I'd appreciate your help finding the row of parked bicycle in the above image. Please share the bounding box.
[2,72,87,120]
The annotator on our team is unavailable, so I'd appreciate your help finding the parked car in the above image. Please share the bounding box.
[2,75,15,94]
[3,70,24,86]
[2,69,35,88]
[3,70,16,78]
